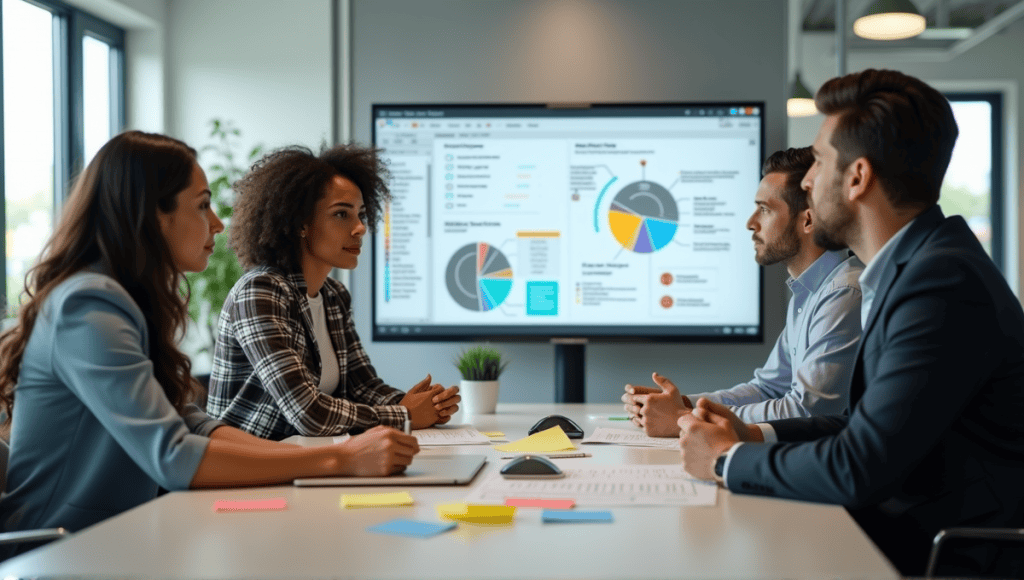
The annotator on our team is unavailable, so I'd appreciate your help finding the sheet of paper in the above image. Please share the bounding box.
[505,498,575,509]
[340,491,414,508]
[212,498,287,512]
[367,519,456,538]
[464,465,717,507]
[479,431,505,438]
[413,426,492,445]
[436,503,516,524]
[580,427,680,449]
[542,509,613,523]
[493,426,576,452]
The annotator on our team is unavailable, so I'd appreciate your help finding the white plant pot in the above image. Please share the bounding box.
[459,379,500,415]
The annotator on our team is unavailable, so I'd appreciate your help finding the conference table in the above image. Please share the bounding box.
[0,404,900,579]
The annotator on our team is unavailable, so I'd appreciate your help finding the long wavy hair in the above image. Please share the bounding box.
[0,131,203,428]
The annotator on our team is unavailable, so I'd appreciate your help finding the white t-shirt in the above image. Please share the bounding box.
[305,292,340,394]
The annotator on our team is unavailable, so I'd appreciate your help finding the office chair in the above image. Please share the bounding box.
[926,527,1024,578]
[0,438,68,553]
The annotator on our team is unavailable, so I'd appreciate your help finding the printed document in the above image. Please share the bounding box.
[464,465,716,506]
[581,427,681,449]
[413,426,492,445]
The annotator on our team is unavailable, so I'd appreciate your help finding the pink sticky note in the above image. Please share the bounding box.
[213,498,288,512]
[504,498,576,509]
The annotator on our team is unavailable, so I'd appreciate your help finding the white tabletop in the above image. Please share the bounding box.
[0,404,900,579]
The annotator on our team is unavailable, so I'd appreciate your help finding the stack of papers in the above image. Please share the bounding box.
[413,426,492,445]
[581,427,680,449]
[464,465,717,507]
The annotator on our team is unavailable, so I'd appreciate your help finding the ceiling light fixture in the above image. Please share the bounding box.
[787,73,817,117]
[853,0,927,41]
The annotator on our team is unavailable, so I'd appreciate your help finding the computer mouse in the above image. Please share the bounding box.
[500,455,565,479]
[528,415,585,439]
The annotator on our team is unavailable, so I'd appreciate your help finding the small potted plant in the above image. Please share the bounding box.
[454,345,508,415]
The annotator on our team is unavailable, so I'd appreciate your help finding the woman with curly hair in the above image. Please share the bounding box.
[207,144,459,440]
[0,132,419,556]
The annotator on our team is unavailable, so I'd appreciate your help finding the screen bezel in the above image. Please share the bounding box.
[369,101,765,343]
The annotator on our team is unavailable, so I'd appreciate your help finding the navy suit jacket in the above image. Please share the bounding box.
[727,205,1024,574]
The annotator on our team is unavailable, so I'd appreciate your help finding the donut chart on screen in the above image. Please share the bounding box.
[608,181,679,253]
[445,242,514,312]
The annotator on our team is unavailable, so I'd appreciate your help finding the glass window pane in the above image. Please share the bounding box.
[3,0,56,317]
[939,101,993,256]
[83,34,112,165]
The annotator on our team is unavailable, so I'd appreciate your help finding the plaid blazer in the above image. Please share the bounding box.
[207,266,407,440]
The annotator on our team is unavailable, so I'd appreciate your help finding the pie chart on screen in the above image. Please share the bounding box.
[608,181,679,253]
[445,242,514,312]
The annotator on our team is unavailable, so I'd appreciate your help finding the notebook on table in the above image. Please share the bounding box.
[293,454,487,487]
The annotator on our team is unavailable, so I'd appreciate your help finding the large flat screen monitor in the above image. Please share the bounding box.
[371,103,764,343]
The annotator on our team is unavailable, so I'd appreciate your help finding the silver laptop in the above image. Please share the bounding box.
[293,454,487,487]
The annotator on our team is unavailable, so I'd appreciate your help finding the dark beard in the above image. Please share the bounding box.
[755,220,801,266]
[813,223,850,251]
[811,178,854,251]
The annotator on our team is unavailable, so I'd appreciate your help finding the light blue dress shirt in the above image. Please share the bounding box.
[858,220,913,330]
[0,271,220,553]
[690,250,864,422]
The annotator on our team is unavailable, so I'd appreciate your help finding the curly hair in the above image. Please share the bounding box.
[0,131,203,428]
[816,69,958,208]
[230,143,391,272]
[761,147,814,217]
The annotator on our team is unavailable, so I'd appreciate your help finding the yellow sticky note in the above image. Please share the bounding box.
[340,491,414,508]
[437,502,516,524]
[480,431,505,438]
[493,426,576,453]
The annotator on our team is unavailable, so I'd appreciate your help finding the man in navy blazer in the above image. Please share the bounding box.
[678,69,1024,576]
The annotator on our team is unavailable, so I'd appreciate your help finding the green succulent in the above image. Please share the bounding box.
[454,345,509,381]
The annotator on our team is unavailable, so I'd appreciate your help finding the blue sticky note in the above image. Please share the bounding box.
[367,519,457,538]
[542,509,614,523]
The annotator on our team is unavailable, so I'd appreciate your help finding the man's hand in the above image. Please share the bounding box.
[335,425,419,476]
[691,398,763,443]
[677,403,739,481]
[621,373,693,437]
[399,375,445,429]
[431,385,461,425]
[621,385,658,428]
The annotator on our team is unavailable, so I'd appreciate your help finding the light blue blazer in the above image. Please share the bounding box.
[0,271,221,553]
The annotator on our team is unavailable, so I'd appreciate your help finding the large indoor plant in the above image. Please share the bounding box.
[185,119,262,355]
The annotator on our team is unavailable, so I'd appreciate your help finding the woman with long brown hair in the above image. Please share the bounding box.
[0,131,417,556]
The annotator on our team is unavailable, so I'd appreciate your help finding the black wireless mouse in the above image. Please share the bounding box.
[500,455,565,479]
[528,414,585,439]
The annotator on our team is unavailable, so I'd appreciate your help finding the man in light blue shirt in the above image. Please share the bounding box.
[622,147,863,436]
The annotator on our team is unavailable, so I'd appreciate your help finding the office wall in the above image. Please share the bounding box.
[164,0,335,371]
[789,23,1024,298]
[166,0,333,163]
[350,0,790,402]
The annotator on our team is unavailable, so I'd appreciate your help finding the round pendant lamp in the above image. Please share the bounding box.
[854,0,927,40]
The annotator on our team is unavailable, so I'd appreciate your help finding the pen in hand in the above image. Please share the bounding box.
[404,418,411,435]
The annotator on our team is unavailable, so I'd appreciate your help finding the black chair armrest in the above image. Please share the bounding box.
[0,527,68,547]
[926,527,1024,578]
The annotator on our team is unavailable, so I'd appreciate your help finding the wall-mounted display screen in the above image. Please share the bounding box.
[371,103,764,342]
